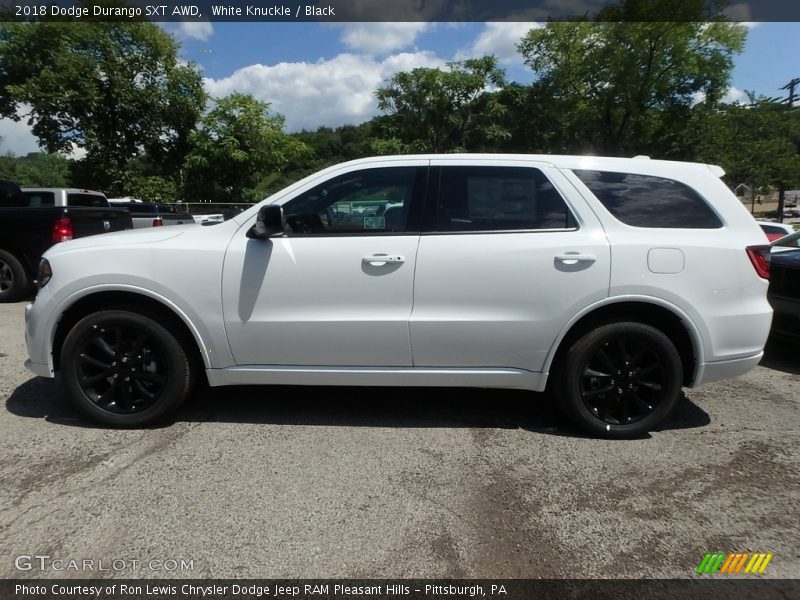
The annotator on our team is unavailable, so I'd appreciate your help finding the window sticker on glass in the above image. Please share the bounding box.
[364,216,386,230]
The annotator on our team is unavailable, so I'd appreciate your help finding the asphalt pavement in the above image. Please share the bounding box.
[1,301,798,579]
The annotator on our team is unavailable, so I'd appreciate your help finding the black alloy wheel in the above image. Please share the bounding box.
[61,310,192,426]
[580,336,666,425]
[555,321,683,438]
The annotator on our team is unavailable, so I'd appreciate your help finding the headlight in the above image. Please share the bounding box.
[37,258,52,288]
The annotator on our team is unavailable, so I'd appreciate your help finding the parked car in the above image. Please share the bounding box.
[771,230,800,250]
[25,155,772,437]
[757,220,795,242]
[22,187,110,208]
[767,233,800,342]
[765,208,800,219]
[108,200,193,228]
[1,180,132,302]
[191,213,225,225]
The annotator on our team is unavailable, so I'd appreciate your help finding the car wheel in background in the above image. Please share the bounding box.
[60,310,193,427]
[554,321,683,439]
[0,249,29,303]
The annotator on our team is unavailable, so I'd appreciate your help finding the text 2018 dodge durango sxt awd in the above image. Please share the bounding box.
[25,155,773,437]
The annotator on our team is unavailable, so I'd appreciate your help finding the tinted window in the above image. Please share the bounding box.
[23,191,55,207]
[283,167,418,234]
[574,170,722,228]
[123,203,157,213]
[434,166,575,232]
[67,193,108,207]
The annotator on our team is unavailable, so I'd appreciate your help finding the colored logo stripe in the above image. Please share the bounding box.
[697,552,773,574]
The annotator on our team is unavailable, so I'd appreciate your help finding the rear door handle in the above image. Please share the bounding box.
[555,253,597,265]
[362,254,405,265]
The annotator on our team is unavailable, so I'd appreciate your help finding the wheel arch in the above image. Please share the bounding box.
[51,289,209,377]
[544,297,704,387]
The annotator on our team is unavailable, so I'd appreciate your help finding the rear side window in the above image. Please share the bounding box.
[67,193,107,207]
[23,191,55,207]
[573,170,722,228]
[434,166,576,232]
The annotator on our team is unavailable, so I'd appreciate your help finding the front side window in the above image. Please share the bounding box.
[573,170,723,228]
[282,167,419,235]
[432,166,576,232]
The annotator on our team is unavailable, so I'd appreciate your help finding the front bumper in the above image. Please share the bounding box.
[25,297,56,378]
[25,358,53,378]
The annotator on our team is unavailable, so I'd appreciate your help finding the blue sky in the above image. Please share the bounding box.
[1,21,798,155]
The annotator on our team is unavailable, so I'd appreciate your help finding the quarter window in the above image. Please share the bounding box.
[433,166,576,232]
[282,167,419,234]
[573,170,723,228]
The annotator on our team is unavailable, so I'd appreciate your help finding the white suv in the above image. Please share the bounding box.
[24,155,773,437]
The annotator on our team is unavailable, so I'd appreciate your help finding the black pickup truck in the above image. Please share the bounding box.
[0,179,132,302]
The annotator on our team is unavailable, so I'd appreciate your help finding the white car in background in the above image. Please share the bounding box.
[25,155,772,437]
[757,220,795,242]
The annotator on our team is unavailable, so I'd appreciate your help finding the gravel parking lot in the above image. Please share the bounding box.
[0,300,798,579]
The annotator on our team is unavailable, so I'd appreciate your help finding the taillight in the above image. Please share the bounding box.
[152,217,164,227]
[746,245,770,280]
[52,217,73,243]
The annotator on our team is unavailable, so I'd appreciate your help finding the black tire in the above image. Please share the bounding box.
[0,249,29,303]
[554,321,683,439]
[60,310,193,427]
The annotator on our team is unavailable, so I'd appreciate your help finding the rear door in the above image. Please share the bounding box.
[410,159,610,372]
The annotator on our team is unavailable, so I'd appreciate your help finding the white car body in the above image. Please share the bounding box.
[24,155,772,433]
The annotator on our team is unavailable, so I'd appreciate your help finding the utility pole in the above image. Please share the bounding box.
[776,78,800,223]
[781,78,800,109]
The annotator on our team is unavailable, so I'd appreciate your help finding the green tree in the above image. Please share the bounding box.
[374,57,508,153]
[686,96,800,217]
[0,17,206,192]
[183,93,309,202]
[517,0,746,155]
[0,152,70,186]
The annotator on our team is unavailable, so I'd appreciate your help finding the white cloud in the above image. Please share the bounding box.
[0,112,41,156]
[203,51,446,132]
[456,22,541,66]
[337,23,429,54]
[722,86,748,104]
[174,21,214,42]
[0,107,88,159]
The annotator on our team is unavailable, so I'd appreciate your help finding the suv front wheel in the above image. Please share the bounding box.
[60,310,193,427]
[555,321,683,438]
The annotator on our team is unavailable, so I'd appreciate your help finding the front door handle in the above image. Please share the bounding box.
[362,254,405,265]
[555,253,597,265]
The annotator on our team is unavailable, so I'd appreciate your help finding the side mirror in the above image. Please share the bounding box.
[247,205,284,239]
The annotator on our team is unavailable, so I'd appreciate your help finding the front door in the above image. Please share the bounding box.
[222,161,427,367]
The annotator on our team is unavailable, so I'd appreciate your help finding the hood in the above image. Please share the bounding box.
[45,226,186,255]
[771,248,800,268]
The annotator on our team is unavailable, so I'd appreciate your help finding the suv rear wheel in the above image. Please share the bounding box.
[60,310,193,427]
[555,321,683,438]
